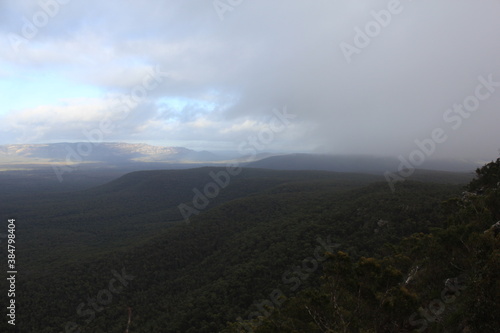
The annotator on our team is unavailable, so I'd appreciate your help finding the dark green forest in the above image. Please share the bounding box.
[0,162,497,332]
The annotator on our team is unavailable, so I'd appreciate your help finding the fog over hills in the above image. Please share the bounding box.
[0,142,480,197]
[0,143,486,173]
[1,1,499,331]
[245,153,483,173]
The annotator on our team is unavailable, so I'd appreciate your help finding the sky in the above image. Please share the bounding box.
[0,0,499,160]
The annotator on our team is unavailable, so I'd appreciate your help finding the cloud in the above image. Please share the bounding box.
[0,0,499,160]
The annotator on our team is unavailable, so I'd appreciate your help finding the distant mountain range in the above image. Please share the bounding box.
[0,143,485,175]
[0,142,220,165]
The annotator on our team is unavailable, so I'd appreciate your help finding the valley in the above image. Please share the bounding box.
[1,156,497,332]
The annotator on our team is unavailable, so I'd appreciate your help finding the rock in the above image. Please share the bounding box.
[484,221,500,235]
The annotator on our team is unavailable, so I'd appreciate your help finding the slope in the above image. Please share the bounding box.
[9,176,463,332]
[7,168,381,273]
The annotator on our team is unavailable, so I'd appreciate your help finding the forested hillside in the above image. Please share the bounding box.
[227,159,500,333]
[0,163,496,332]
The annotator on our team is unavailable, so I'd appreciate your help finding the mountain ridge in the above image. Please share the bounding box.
[0,142,220,164]
[245,153,482,173]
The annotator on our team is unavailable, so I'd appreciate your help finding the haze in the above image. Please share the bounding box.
[1,0,499,162]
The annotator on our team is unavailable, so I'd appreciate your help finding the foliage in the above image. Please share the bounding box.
[0,164,497,332]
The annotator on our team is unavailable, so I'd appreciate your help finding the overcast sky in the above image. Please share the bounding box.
[0,0,499,160]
